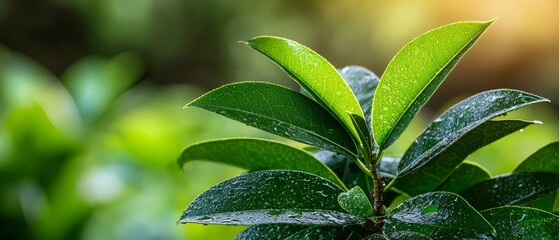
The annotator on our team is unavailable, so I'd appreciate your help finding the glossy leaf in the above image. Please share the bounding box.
[384,232,433,240]
[480,206,559,239]
[186,82,357,156]
[437,162,491,193]
[178,170,362,226]
[234,225,307,240]
[395,120,534,195]
[397,89,547,176]
[372,21,493,149]
[514,142,559,212]
[338,186,373,218]
[284,226,357,240]
[349,113,373,162]
[245,36,364,143]
[460,172,559,210]
[339,65,379,129]
[384,192,494,237]
[177,138,345,188]
[312,150,372,192]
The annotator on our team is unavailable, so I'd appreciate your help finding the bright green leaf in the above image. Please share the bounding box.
[177,138,345,188]
[245,36,364,144]
[178,170,362,226]
[460,172,559,210]
[384,192,494,237]
[338,186,373,218]
[395,119,535,196]
[480,206,559,239]
[372,21,493,149]
[437,162,491,193]
[186,82,357,156]
[397,89,547,176]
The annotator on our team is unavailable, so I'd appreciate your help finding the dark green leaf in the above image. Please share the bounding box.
[178,138,345,188]
[186,82,357,156]
[245,36,365,143]
[235,224,359,240]
[338,186,373,218]
[339,65,379,130]
[349,113,373,163]
[178,170,362,226]
[395,119,535,195]
[398,89,547,176]
[234,225,308,240]
[384,231,433,240]
[372,21,493,149]
[480,206,559,239]
[459,172,559,210]
[313,150,372,193]
[384,192,494,237]
[437,162,491,193]
[514,142,559,212]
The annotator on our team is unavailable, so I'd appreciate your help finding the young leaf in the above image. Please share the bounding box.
[177,138,345,188]
[339,65,379,129]
[394,120,534,195]
[245,36,365,144]
[384,192,494,237]
[398,89,547,176]
[178,170,362,226]
[372,21,493,149]
[459,172,559,210]
[514,142,559,212]
[480,206,559,238]
[338,186,374,218]
[437,162,491,193]
[186,82,357,156]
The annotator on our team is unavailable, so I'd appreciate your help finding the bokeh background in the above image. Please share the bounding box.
[1,0,558,239]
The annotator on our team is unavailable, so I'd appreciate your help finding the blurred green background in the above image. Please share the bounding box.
[1,0,558,239]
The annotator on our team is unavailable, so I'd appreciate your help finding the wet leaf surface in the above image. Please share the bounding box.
[398,89,547,176]
[178,170,362,226]
[177,138,345,188]
[384,192,494,238]
[479,206,559,239]
[339,65,379,130]
[437,162,491,193]
[234,225,308,240]
[338,186,373,218]
[372,21,493,149]
[514,142,559,212]
[186,82,357,156]
[395,120,534,195]
[383,231,433,240]
[459,172,559,210]
[246,36,364,143]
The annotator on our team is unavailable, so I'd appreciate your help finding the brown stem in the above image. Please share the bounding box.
[371,166,385,233]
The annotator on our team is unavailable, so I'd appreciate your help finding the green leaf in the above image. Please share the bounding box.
[284,226,357,240]
[338,186,373,218]
[394,119,535,196]
[178,170,362,226]
[186,82,357,156]
[234,225,307,240]
[480,206,559,239]
[515,141,559,174]
[177,138,345,188]
[437,162,491,193]
[372,21,493,149]
[384,192,494,237]
[339,65,379,130]
[514,142,559,212]
[384,232,433,240]
[397,89,547,177]
[312,150,372,193]
[459,172,559,210]
[245,36,364,144]
[349,113,373,163]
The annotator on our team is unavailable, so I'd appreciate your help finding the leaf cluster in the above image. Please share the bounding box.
[177,20,559,239]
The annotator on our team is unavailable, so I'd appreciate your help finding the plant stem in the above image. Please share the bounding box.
[369,152,385,233]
